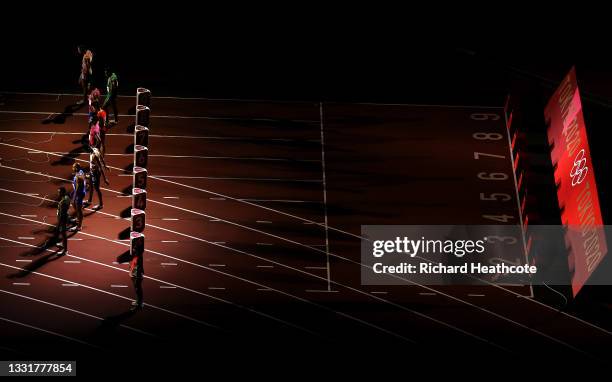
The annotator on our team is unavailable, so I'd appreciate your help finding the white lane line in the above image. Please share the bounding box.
[12,282,30,286]
[209,219,221,222]
[105,154,321,162]
[162,218,179,221]
[163,196,180,199]
[160,286,176,289]
[68,238,83,241]
[110,285,128,288]
[25,193,38,196]
[161,240,178,243]
[208,287,225,290]
[468,294,486,297]
[161,263,177,266]
[5,129,319,142]
[0,254,218,329]
[0,90,317,104]
[238,199,322,203]
[306,290,339,293]
[304,266,327,270]
[63,260,81,264]
[331,101,504,108]
[144,135,320,143]
[210,197,226,201]
[371,291,388,295]
[0,316,98,349]
[19,214,37,218]
[257,288,273,291]
[0,111,318,123]
[150,155,320,162]
[419,292,437,296]
[116,195,131,198]
[138,170,364,241]
[17,236,34,240]
[15,259,31,263]
[16,230,298,333]
[256,220,272,224]
[62,283,79,287]
[0,129,320,142]
[0,289,157,338]
[1,90,320,106]
[208,264,226,267]
[212,241,226,245]
[117,174,324,182]
[256,243,273,246]
[319,102,332,292]
[0,129,320,141]
[256,265,274,268]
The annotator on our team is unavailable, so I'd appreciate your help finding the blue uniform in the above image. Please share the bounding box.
[72,170,87,205]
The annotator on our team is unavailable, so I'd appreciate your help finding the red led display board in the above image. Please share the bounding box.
[544,66,607,296]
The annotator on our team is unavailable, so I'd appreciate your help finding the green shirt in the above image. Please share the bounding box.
[57,195,70,219]
[106,73,118,97]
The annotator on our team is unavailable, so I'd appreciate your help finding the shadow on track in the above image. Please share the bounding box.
[41,103,83,125]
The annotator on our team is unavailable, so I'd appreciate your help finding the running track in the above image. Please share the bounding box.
[1,92,611,363]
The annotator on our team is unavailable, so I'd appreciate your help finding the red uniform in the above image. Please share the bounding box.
[97,109,107,132]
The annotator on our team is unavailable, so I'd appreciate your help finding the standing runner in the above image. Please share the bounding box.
[85,147,110,209]
[55,187,71,255]
[70,163,87,232]
[77,46,94,106]
[103,67,119,124]
[129,251,144,311]
[88,114,101,150]
[97,106,109,157]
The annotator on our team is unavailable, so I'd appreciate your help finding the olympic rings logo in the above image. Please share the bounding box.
[570,149,588,186]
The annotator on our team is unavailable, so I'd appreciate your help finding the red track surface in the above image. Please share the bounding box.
[1,92,612,361]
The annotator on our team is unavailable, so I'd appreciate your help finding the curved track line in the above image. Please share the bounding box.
[0,230,313,338]
[0,258,217,330]
[0,315,100,349]
[0,289,155,338]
